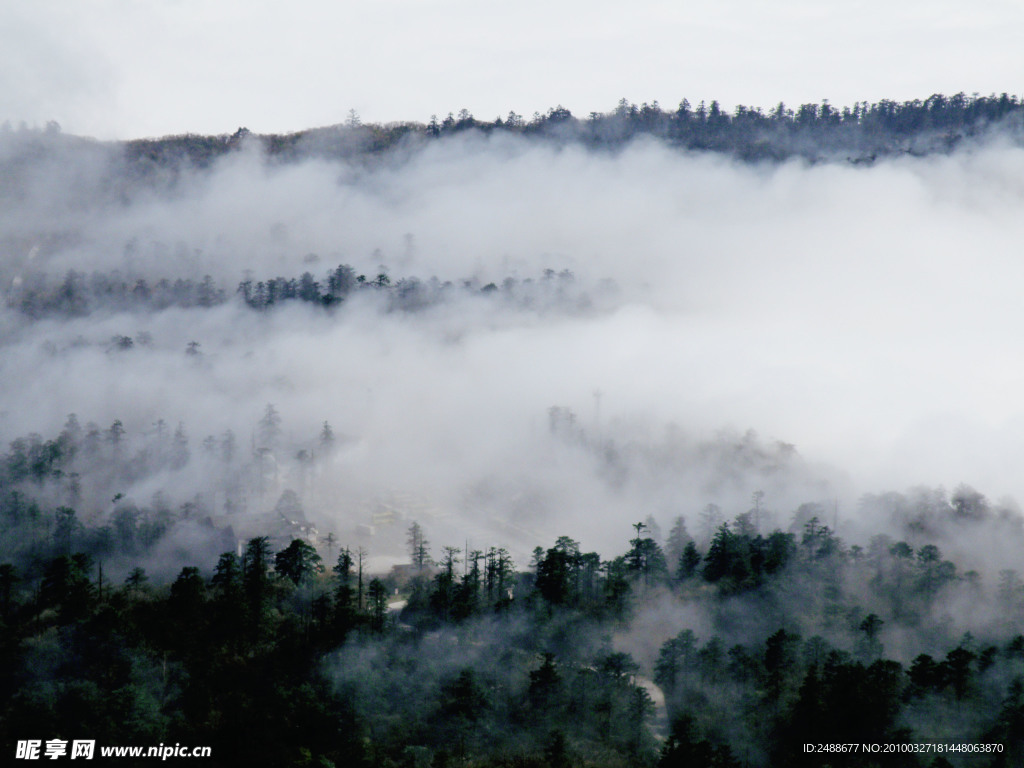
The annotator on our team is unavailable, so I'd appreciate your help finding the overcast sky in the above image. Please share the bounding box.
[2,0,1022,139]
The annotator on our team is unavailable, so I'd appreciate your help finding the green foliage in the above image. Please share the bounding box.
[41,553,94,622]
[660,714,740,767]
[366,578,388,632]
[677,541,702,580]
[275,538,323,585]
[4,443,1024,766]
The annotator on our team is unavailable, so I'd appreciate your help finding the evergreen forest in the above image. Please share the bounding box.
[3,93,1024,765]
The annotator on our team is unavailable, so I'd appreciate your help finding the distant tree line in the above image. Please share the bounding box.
[0,407,341,574]
[11,270,226,318]
[9,263,585,319]
[5,92,1024,186]
[119,91,1024,168]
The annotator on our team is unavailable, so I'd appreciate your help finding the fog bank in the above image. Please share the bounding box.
[4,131,1024,557]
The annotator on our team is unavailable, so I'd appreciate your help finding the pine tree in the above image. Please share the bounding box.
[407,522,431,569]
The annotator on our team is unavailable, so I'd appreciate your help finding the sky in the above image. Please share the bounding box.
[2,0,1023,139]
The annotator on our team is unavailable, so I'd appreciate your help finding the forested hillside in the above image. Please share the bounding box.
[109,91,1024,166]
[4,92,1024,765]
[3,92,1024,185]
[2,415,1024,766]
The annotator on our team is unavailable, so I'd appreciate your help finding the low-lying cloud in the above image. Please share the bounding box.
[4,129,1024,561]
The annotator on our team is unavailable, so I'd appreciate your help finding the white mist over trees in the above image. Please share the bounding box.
[4,117,1024,545]
[5,103,1024,765]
